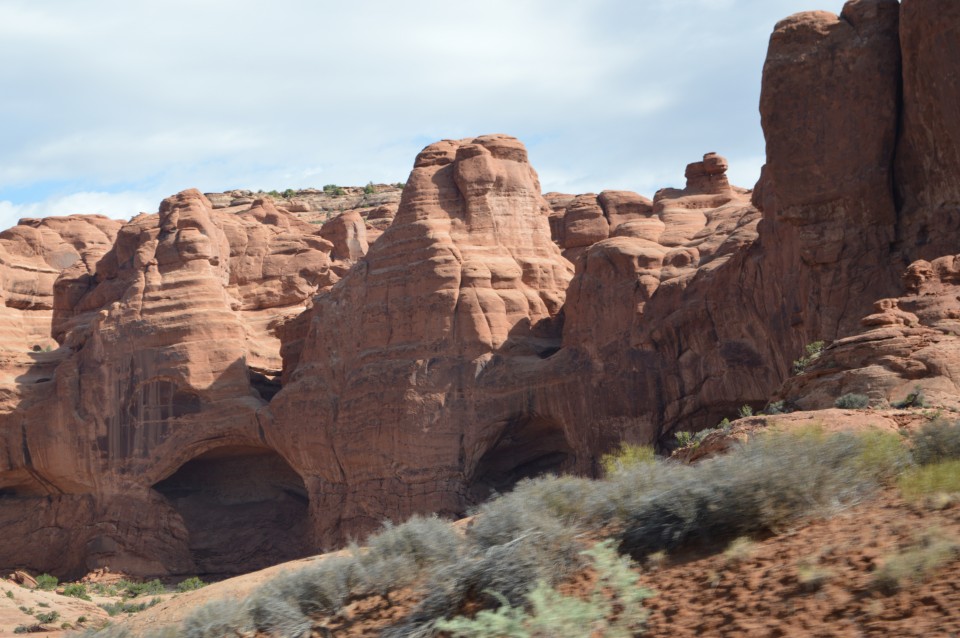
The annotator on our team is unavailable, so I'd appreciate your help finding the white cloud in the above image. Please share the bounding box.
[0,191,161,230]
[0,0,832,220]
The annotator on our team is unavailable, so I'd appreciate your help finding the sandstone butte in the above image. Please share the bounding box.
[0,0,958,581]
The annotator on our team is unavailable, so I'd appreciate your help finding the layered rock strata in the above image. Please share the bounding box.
[0,193,351,577]
[1,0,959,580]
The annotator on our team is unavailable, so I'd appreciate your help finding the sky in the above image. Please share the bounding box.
[0,0,833,229]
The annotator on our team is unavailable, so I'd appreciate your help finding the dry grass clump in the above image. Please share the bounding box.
[898,460,960,502]
[895,419,960,505]
[909,419,960,465]
[723,537,759,565]
[795,557,835,592]
[872,530,960,594]
[601,443,656,476]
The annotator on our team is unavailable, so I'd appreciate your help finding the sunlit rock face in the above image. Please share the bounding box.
[3,0,960,580]
[269,135,581,545]
[0,191,345,578]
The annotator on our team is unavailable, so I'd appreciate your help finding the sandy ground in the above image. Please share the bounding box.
[0,581,108,636]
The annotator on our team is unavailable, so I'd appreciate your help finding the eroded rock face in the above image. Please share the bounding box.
[637,0,906,434]
[269,135,578,544]
[2,0,960,581]
[563,154,759,356]
[0,191,347,578]
[777,257,960,411]
[895,0,960,260]
[0,216,120,352]
[319,211,368,264]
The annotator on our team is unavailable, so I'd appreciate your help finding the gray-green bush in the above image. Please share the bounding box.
[909,419,960,465]
[435,540,652,638]
[835,393,870,409]
[618,429,890,556]
[181,600,249,638]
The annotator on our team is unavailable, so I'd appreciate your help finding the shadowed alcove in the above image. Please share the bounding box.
[152,446,309,576]
[466,413,577,504]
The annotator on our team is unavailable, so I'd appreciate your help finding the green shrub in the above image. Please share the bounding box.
[62,582,91,600]
[601,443,655,476]
[13,626,31,634]
[35,574,57,591]
[835,393,870,409]
[872,531,960,594]
[435,540,651,638]
[909,419,960,465]
[675,426,724,450]
[281,188,297,198]
[893,385,927,409]
[127,578,167,598]
[363,182,376,195]
[35,610,59,624]
[738,405,754,418]
[793,340,826,375]
[898,460,960,500]
[468,490,582,570]
[358,515,463,605]
[6,589,14,599]
[762,400,790,415]
[323,184,346,197]
[92,578,156,598]
[853,430,913,483]
[99,597,161,616]
[176,577,206,593]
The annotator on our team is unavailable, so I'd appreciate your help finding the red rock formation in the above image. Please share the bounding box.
[633,0,906,433]
[598,190,653,231]
[269,135,577,544]
[319,210,368,264]
[777,256,960,411]
[895,0,960,261]
[560,194,609,261]
[563,154,759,357]
[0,192,348,578]
[2,0,960,582]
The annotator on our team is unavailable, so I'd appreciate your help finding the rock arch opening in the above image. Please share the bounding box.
[467,414,576,504]
[152,446,309,576]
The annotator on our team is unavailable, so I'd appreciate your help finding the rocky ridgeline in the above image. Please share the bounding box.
[0,0,958,585]
[204,184,403,236]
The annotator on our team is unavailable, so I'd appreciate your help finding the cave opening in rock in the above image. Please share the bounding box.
[467,414,576,505]
[152,446,309,576]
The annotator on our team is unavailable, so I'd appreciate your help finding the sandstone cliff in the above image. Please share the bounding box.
[1,0,959,582]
